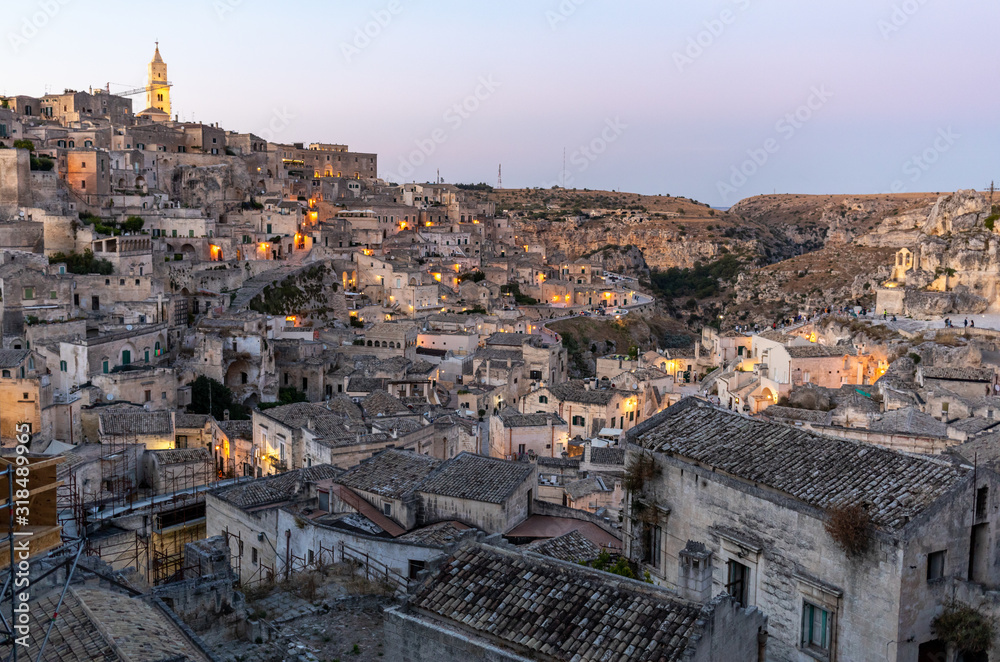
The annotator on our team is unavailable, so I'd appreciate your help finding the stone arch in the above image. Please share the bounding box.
[225,359,253,388]
[366,340,373,347]
[180,243,196,256]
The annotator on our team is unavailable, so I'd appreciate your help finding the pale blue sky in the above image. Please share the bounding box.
[4,0,996,205]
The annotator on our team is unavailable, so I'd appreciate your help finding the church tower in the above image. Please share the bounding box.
[146,42,171,117]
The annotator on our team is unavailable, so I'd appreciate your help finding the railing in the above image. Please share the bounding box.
[340,542,408,595]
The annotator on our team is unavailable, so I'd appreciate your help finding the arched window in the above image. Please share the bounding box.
[1,371,9,378]
[366,340,373,347]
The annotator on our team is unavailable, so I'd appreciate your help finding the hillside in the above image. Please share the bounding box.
[480,187,996,329]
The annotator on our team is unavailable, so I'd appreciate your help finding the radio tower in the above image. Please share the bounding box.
[497,164,502,189]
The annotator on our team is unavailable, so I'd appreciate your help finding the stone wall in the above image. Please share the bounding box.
[627,450,906,662]
[0,149,33,216]
[383,605,532,662]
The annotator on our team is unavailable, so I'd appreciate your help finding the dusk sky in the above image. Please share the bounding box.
[4,0,997,206]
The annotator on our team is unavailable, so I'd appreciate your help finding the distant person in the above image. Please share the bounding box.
[964,318,969,328]
[971,319,975,328]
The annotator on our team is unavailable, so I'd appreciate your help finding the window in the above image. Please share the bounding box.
[59,360,67,372]
[144,390,151,403]
[643,524,661,568]
[251,547,258,565]
[318,490,330,512]
[102,360,109,374]
[927,550,946,581]
[121,350,130,365]
[22,287,33,300]
[1,371,8,379]
[529,370,542,380]
[976,486,988,519]
[408,559,426,580]
[538,395,548,404]
[726,560,750,606]
[383,502,392,516]
[572,415,585,426]
[801,602,832,657]
[49,290,56,299]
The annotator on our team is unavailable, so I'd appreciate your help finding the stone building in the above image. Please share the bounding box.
[528,380,642,439]
[488,407,568,460]
[384,541,768,662]
[625,397,1000,662]
[0,348,51,443]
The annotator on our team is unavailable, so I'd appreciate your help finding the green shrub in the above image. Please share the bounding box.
[48,249,113,275]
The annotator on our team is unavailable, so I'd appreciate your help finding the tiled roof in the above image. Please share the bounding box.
[763,405,832,425]
[397,520,473,546]
[98,409,173,436]
[346,377,389,393]
[548,381,623,405]
[0,349,29,369]
[218,419,253,439]
[565,476,610,500]
[485,332,533,346]
[418,452,533,505]
[175,413,210,429]
[211,464,342,509]
[150,447,211,465]
[589,446,625,465]
[371,416,426,435]
[869,407,949,437]
[922,366,995,382]
[258,402,344,430]
[337,449,441,499]
[475,348,522,362]
[13,586,212,661]
[496,407,564,428]
[630,398,968,530]
[525,529,602,563]
[362,389,411,416]
[409,543,706,661]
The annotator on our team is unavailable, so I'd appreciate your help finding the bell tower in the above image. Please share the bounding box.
[146,42,171,116]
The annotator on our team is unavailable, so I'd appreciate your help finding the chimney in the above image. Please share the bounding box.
[223,408,230,421]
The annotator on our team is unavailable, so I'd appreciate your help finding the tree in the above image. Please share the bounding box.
[12,139,34,151]
[48,249,113,275]
[123,215,144,233]
[187,376,250,420]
